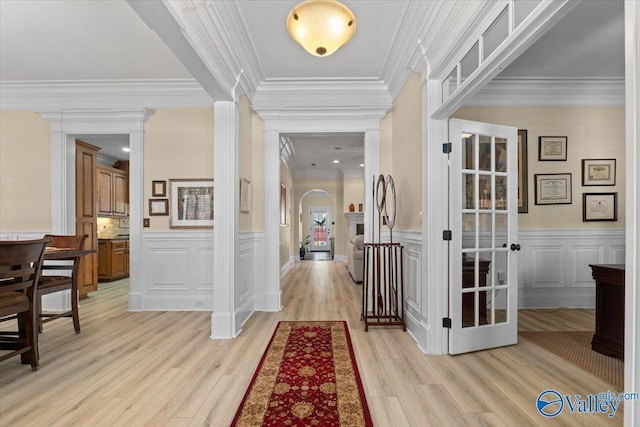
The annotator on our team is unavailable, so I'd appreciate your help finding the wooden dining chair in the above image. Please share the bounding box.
[37,234,88,333]
[0,237,50,370]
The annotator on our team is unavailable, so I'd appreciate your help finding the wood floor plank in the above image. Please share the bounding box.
[0,260,624,426]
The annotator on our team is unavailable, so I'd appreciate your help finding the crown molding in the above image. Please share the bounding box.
[252,79,392,122]
[37,108,153,134]
[178,1,263,100]
[0,79,212,110]
[466,78,625,107]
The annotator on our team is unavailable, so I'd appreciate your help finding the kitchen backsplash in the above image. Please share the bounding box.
[97,217,130,239]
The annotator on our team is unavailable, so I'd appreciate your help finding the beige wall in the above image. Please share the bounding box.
[293,179,344,258]
[390,72,422,230]
[239,96,253,232]
[380,112,393,177]
[343,176,364,213]
[280,161,294,269]
[251,111,265,231]
[143,108,215,230]
[453,106,625,229]
[0,110,51,232]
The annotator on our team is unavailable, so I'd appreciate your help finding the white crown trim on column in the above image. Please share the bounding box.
[0,79,212,110]
[252,80,392,122]
[467,78,625,106]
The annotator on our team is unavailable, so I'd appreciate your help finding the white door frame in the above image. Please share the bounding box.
[38,108,152,312]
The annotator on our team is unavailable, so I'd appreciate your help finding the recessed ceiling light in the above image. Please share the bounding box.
[122,147,131,152]
[359,163,364,167]
[333,160,339,164]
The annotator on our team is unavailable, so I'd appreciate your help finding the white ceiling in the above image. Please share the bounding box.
[235,1,409,80]
[0,0,625,177]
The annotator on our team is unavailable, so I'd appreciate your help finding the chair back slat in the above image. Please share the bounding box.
[0,238,51,294]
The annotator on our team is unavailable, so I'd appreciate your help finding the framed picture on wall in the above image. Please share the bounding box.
[539,136,567,161]
[149,198,169,216]
[169,178,214,228]
[240,177,251,213]
[280,184,286,225]
[534,173,572,205]
[583,192,617,221]
[152,180,166,197]
[518,129,528,213]
[582,159,616,186]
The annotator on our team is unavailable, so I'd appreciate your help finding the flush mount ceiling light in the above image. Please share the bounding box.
[286,0,356,57]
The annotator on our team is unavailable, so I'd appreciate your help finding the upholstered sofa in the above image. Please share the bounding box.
[346,234,364,283]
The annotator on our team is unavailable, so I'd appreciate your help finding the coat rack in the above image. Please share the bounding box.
[361,174,405,331]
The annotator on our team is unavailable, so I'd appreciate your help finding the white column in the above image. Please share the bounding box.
[422,73,449,355]
[127,119,146,311]
[625,1,639,425]
[262,127,281,311]
[41,111,73,235]
[211,101,240,338]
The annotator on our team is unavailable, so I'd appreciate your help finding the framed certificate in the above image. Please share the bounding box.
[534,173,572,205]
[582,159,616,186]
[583,193,617,221]
[539,136,567,161]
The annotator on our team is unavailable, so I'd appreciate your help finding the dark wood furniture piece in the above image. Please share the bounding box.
[38,235,88,333]
[76,140,99,298]
[589,264,625,359]
[98,239,130,282]
[0,238,50,370]
[462,256,491,327]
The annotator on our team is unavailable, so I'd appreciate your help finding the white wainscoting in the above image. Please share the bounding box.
[236,232,262,329]
[379,230,427,350]
[141,231,214,310]
[517,229,625,308]
[141,231,263,317]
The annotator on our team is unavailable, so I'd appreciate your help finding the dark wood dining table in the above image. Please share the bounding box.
[44,246,96,260]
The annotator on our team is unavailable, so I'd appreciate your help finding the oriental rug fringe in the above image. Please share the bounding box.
[231,321,373,427]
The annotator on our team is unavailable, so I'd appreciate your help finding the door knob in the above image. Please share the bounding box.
[510,243,521,251]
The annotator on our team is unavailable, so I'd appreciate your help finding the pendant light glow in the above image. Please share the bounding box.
[286,0,356,57]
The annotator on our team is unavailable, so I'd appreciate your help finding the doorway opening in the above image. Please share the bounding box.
[298,189,335,260]
[72,134,131,300]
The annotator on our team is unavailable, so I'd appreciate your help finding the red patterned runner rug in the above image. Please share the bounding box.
[231,321,373,426]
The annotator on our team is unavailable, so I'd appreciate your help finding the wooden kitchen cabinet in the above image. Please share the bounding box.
[98,239,130,282]
[97,165,128,217]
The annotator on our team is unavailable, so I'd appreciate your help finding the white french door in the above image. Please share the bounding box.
[448,119,519,354]
[309,208,331,252]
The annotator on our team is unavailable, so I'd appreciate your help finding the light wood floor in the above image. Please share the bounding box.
[0,261,622,426]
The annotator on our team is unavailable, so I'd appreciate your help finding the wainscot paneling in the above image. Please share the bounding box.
[142,231,214,310]
[517,229,625,308]
[382,230,427,350]
[236,232,262,329]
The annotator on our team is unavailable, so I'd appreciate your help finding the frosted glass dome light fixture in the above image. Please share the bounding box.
[286,0,356,57]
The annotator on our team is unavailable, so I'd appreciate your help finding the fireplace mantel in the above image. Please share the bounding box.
[345,212,364,236]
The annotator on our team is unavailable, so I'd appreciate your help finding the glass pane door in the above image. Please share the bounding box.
[449,119,518,354]
[309,208,331,252]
